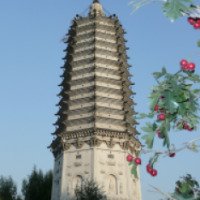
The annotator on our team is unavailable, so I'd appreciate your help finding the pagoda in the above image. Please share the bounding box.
[50,1,141,199]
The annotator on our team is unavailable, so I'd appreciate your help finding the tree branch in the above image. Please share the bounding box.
[141,137,200,157]
[149,185,177,200]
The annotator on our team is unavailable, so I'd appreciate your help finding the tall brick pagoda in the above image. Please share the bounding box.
[50,1,141,199]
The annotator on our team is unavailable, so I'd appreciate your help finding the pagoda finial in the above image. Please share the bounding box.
[89,0,104,16]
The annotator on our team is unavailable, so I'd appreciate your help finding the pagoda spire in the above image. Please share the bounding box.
[89,0,104,16]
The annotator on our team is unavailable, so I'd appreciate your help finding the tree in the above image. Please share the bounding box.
[0,176,21,200]
[22,167,52,200]
[171,174,200,200]
[148,174,200,200]
[74,180,107,200]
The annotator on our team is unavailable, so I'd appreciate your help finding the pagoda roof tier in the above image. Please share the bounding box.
[50,4,139,153]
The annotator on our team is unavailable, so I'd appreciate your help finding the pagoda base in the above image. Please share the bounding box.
[51,141,141,200]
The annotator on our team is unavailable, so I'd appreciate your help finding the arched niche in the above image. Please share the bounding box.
[72,175,83,190]
[107,174,118,195]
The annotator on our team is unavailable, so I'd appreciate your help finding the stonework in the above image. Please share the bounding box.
[50,1,142,199]
[51,142,141,200]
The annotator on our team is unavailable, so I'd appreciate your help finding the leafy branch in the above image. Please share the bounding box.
[140,66,200,150]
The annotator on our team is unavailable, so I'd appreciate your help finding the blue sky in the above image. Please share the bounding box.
[0,0,200,199]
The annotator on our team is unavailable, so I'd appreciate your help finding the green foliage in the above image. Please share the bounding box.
[130,0,196,20]
[163,0,193,20]
[74,180,107,200]
[197,40,200,47]
[22,167,52,200]
[128,161,139,178]
[141,123,156,148]
[171,174,200,200]
[131,164,138,178]
[141,67,200,149]
[0,176,20,200]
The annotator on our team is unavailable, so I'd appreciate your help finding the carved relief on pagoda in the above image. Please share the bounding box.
[62,133,140,153]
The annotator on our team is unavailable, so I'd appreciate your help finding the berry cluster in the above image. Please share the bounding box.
[153,102,168,140]
[127,155,159,177]
[146,164,157,177]
[154,103,166,120]
[126,154,142,165]
[154,103,166,137]
[180,59,196,72]
[188,17,200,29]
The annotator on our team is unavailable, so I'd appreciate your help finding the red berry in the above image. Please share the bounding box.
[188,127,194,131]
[126,154,133,162]
[156,130,165,139]
[156,130,161,137]
[160,96,165,99]
[146,164,153,174]
[183,121,194,131]
[134,157,142,165]
[151,169,158,177]
[197,19,200,25]
[156,130,163,138]
[146,164,150,168]
[169,152,176,157]
[180,59,188,70]
[154,104,159,112]
[187,62,196,71]
[157,113,166,121]
[188,17,196,25]
[183,122,189,130]
[194,22,200,29]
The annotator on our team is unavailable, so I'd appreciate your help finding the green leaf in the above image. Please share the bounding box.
[163,135,170,148]
[163,90,179,114]
[161,67,167,75]
[161,121,170,148]
[152,122,158,131]
[163,0,193,20]
[137,113,148,119]
[187,74,200,83]
[179,182,189,193]
[197,40,200,47]
[131,165,138,178]
[141,122,154,133]
[137,113,154,119]
[152,67,167,80]
[142,133,155,149]
[192,89,200,94]
[128,162,133,166]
